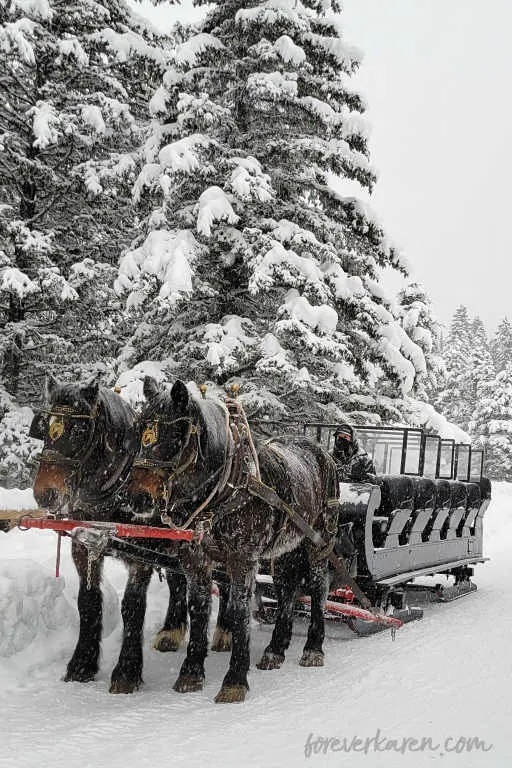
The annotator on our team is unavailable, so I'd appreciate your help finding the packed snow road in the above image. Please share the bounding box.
[1,485,510,768]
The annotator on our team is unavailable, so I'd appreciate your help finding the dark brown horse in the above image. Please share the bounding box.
[29,375,228,692]
[130,377,339,703]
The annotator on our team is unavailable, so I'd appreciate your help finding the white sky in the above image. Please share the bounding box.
[137,0,512,333]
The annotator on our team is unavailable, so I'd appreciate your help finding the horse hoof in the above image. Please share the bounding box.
[64,663,97,683]
[173,675,204,693]
[214,685,248,703]
[256,652,285,670]
[299,650,324,667]
[153,626,186,652]
[211,627,232,652]
[109,678,141,694]
[64,671,96,683]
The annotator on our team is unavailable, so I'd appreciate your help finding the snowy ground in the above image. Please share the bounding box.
[1,485,510,768]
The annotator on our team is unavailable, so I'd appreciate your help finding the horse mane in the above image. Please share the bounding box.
[46,381,139,456]
[97,389,139,455]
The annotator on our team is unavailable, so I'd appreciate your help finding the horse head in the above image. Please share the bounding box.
[30,374,101,511]
[129,376,226,523]
[30,374,138,515]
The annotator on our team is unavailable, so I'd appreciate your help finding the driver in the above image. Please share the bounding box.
[331,424,375,483]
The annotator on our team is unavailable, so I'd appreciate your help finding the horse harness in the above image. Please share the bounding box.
[31,402,134,512]
[134,398,372,609]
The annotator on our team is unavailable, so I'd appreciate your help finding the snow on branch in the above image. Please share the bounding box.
[0,267,39,298]
[0,19,37,65]
[116,229,203,306]
[249,239,325,295]
[236,0,309,33]
[282,288,338,334]
[303,31,361,71]
[56,36,89,67]
[204,316,255,370]
[247,70,298,101]
[273,35,306,66]
[196,186,239,237]
[229,156,274,203]
[172,32,225,67]
[88,28,168,66]
[28,101,60,149]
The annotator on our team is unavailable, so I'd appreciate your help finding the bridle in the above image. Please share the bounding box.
[131,407,240,530]
[33,404,100,512]
[133,416,201,479]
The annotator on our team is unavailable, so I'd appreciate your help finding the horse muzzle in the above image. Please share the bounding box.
[33,462,72,511]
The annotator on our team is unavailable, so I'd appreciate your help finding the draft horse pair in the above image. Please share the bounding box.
[31,375,339,703]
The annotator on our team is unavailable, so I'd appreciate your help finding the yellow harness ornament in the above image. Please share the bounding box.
[142,423,158,448]
[49,417,65,442]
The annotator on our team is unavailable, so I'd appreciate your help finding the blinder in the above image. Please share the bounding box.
[31,405,98,467]
[134,416,200,475]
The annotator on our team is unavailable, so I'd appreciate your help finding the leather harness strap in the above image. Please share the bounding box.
[246,475,373,610]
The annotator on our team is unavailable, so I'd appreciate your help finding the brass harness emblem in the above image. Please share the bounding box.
[49,417,65,442]
[142,423,158,448]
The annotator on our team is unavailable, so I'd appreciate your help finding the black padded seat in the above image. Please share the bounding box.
[458,482,482,537]
[442,481,468,539]
[373,475,415,517]
[464,482,481,509]
[412,477,437,510]
[480,476,492,500]
[405,477,437,545]
[447,480,467,509]
[372,475,415,548]
[434,479,452,509]
[422,479,451,543]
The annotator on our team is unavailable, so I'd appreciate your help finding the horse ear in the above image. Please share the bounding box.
[143,376,160,401]
[45,374,58,401]
[171,380,189,410]
[81,373,101,405]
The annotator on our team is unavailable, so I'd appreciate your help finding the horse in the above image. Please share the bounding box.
[129,377,339,703]
[29,375,229,693]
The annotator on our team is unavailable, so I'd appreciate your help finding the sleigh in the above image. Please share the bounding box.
[1,422,490,639]
[253,424,491,634]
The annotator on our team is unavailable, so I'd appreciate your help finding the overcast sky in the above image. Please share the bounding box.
[139,0,512,333]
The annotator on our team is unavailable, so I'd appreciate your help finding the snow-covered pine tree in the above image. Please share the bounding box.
[116,0,428,422]
[470,363,512,481]
[397,280,445,401]
[466,316,495,418]
[0,0,171,485]
[491,317,512,374]
[436,305,474,431]
[0,0,171,402]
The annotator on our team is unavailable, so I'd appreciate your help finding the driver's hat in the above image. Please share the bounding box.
[334,424,353,442]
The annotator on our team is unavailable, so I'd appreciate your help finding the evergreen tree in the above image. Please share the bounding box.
[491,317,512,373]
[0,0,170,485]
[397,281,444,401]
[116,0,427,422]
[470,363,512,481]
[436,305,473,430]
[467,316,495,418]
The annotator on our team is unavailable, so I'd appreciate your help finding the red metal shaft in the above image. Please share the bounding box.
[298,595,403,628]
[18,516,194,541]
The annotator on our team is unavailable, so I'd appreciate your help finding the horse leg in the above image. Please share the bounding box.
[65,541,104,682]
[256,549,302,670]
[211,577,232,652]
[173,566,211,693]
[153,570,188,652]
[299,555,329,667]
[215,563,256,703]
[110,562,153,693]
